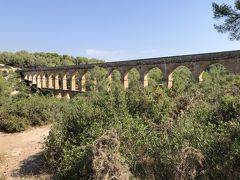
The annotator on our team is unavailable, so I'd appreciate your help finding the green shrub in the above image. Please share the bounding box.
[0,94,66,132]
[0,63,232,179]
[217,95,240,121]
[6,96,66,126]
[0,116,29,132]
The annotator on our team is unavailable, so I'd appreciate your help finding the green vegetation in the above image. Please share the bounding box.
[0,52,239,179]
[44,64,240,179]
[0,50,103,132]
[0,70,66,132]
[0,51,103,68]
[213,1,240,40]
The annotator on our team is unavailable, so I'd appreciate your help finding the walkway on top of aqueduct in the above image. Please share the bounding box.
[20,50,240,98]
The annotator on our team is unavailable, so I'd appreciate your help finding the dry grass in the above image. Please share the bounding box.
[92,129,133,180]
[175,146,205,180]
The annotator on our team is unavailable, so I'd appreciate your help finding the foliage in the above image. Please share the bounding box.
[0,51,103,68]
[213,1,240,40]
[44,64,240,179]
[1,56,240,179]
[170,66,193,96]
[0,54,103,133]
[0,115,29,132]
[0,70,67,132]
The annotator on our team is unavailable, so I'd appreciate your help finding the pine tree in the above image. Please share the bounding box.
[213,1,240,40]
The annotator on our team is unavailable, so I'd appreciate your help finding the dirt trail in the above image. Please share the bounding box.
[0,125,51,180]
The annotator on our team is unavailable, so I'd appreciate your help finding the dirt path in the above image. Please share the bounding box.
[0,125,51,180]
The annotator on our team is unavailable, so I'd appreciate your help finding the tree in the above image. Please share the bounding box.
[0,51,104,68]
[212,1,240,40]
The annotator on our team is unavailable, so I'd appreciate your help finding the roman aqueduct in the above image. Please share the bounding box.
[20,50,240,98]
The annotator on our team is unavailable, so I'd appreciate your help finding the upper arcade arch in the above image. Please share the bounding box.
[107,68,121,90]
[87,66,109,91]
[199,63,230,83]
[145,67,164,88]
[193,59,240,82]
[168,65,194,90]
[127,68,141,88]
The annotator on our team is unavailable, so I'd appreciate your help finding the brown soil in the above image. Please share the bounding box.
[0,125,51,180]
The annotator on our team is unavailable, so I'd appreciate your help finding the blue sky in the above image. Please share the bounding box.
[0,0,239,61]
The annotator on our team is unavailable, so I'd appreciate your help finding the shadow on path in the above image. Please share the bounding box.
[11,151,49,179]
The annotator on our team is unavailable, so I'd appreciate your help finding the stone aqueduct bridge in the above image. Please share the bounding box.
[20,50,240,98]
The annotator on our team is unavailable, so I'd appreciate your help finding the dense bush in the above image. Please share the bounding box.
[0,71,67,132]
[0,116,29,132]
[0,95,67,132]
[45,64,240,179]
[1,58,240,179]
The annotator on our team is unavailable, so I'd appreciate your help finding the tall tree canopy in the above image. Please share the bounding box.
[0,51,103,68]
[213,1,240,40]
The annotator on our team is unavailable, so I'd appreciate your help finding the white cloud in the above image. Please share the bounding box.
[85,49,121,59]
[140,49,160,54]
[84,48,163,61]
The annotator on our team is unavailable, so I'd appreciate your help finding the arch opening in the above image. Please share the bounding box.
[28,74,33,81]
[127,68,140,88]
[85,71,92,91]
[58,74,62,90]
[36,74,42,88]
[169,65,193,92]
[146,67,164,89]
[200,63,230,83]
[73,71,81,91]
[74,70,87,92]
[86,67,109,91]
[66,73,72,90]
[110,69,121,83]
[108,69,122,87]
[32,74,37,84]
[93,67,109,91]
[60,72,69,90]
[42,73,48,88]
[47,74,54,89]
